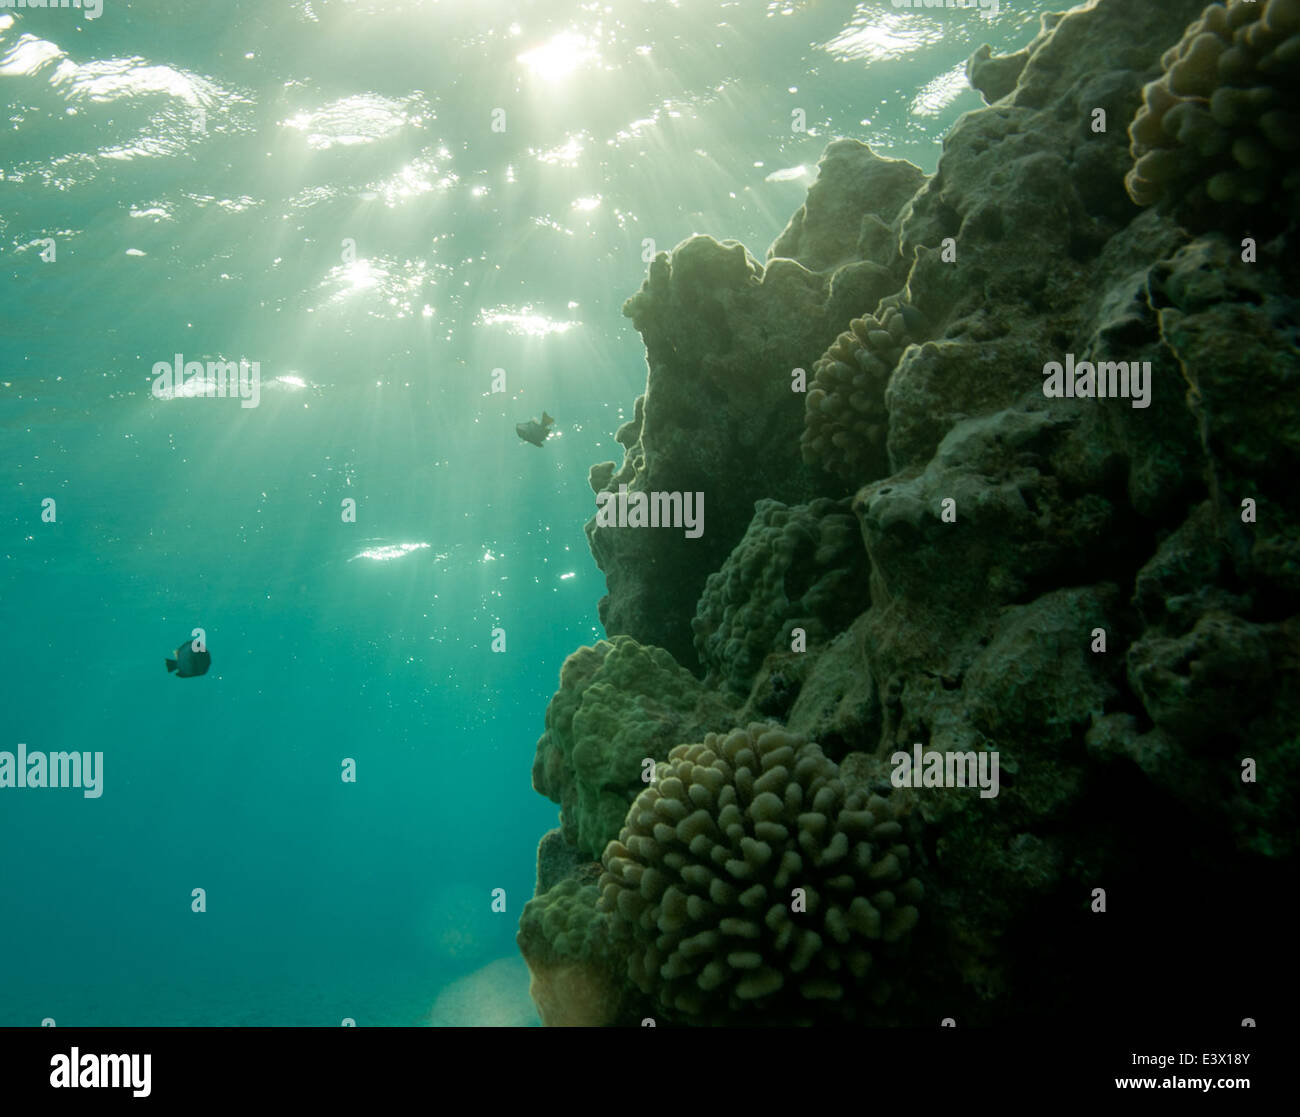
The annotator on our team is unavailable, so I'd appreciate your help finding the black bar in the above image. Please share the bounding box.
[0,1026,1283,1104]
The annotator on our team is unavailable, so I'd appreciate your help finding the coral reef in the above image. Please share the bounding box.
[1125,0,1300,224]
[597,724,922,1025]
[524,0,1297,1026]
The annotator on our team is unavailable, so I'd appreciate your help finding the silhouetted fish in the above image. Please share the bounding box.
[516,411,555,447]
[166,639,211,677]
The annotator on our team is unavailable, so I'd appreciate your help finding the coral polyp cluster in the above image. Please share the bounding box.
[1126,0,1300,219]
[597,725,922,1025]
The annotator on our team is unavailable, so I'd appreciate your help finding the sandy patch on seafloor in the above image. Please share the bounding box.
[426,956,539,1027]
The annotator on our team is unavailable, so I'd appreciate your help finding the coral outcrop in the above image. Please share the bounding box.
[531,636,738,859]
[767,139,926,274]
[517,876,626,1026]
[587,142,923,670]
[584,237,832,669]
[691,497,870,699]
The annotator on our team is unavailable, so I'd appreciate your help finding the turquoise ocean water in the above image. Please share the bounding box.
[2,0,1057,1026]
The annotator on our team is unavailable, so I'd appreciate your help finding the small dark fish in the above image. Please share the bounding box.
[516,411,555,447]
[166,639,211,678]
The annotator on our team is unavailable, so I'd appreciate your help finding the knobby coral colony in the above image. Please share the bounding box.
[598,726,921,1026]
[519,0,1299,1026]
[1126,0,1300,220]
[803,299,925,487]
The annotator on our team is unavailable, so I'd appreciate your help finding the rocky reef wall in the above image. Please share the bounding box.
[521,0,1298,1026]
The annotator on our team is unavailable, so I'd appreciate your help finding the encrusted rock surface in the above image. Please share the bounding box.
[531,636,738,859]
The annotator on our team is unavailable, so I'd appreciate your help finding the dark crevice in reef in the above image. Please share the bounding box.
[1010,775,1293,1025]
[522,0,1298,1026]
[1101,684,1153,734]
